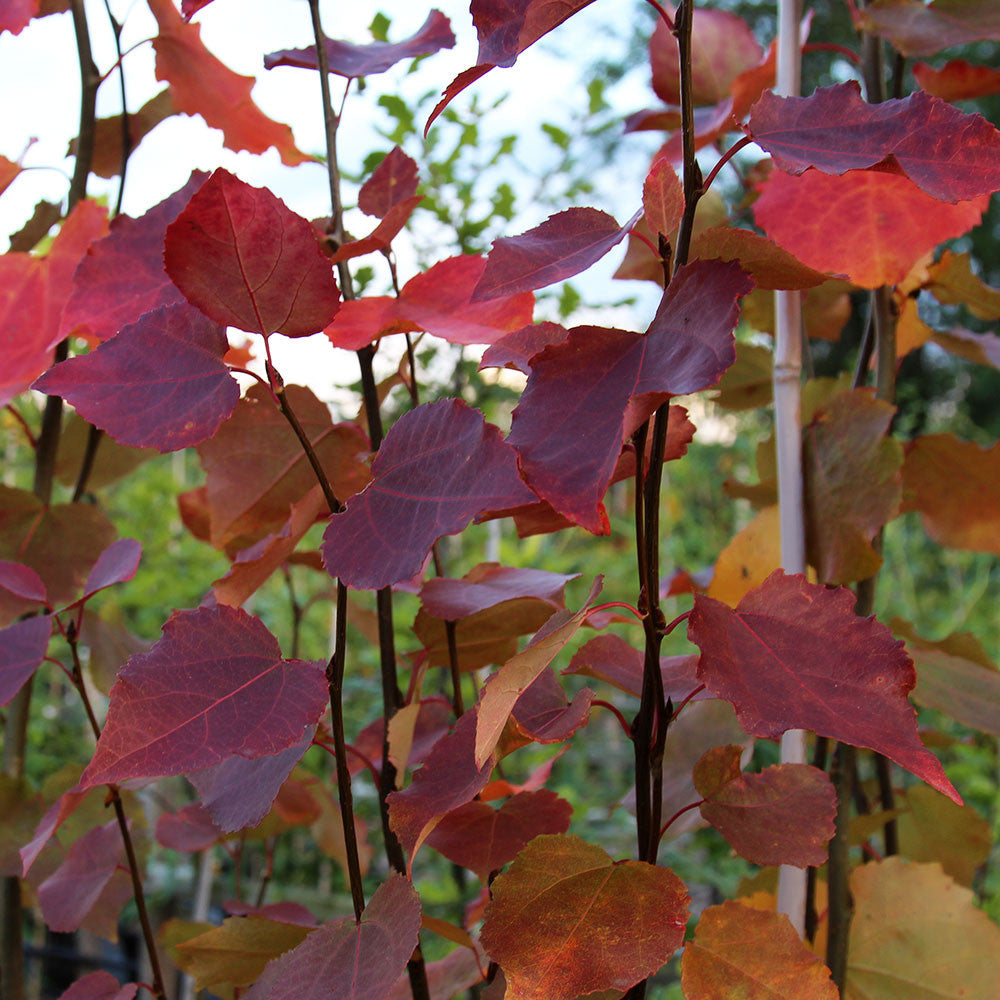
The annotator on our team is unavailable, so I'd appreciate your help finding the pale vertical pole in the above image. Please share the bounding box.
[774,0,808,936]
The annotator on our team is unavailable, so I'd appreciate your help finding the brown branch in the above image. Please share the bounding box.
[305,4,429,996]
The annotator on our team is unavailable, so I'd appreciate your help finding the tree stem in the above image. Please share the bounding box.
[306,2,428,995]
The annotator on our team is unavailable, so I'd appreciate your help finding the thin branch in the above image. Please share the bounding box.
[101,0,131,215]
[306,3,429,994]
[4,404,37,449]
[640,0,674,29]
[671,1,701,274]
[72,424,103,501]
[658,799,704,841]
[700,135,753,195]
[591,700,631,737]
[802,42,861,65]
[327,581,366,920]
[275,379,343,514]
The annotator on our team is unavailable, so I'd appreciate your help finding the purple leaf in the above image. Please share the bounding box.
[0,616,51,706]
[472,207,641,301]
[38,820,123,932]
[244,875,421,1000]
[419,565,576,620]
[508,259,753,531]
[78,539,142,605]
[187,729,314,832]
[322,399,535,589]
[76,606,327,790]
[57,972,137,1000]
[0,561,48,604]
[359,147,420,218]
[59,173,207,343]
[426,0,597,131]
[479,322,570,374]
[264,10,455,77]
[34,304,239,453]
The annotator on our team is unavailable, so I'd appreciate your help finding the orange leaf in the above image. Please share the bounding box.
[754,168,987,288]
[481,834,689,1000]
[146,0,309,166]
[902,434,1000,554]
[682,901,837,999]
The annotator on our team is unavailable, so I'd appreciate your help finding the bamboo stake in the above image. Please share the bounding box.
[773,0,808,936]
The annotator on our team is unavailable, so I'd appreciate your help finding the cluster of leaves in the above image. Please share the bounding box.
[3,1,1000,1000]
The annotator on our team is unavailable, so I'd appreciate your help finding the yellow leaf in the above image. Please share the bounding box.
[847,857,1000,1000]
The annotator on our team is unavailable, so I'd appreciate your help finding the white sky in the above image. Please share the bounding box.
[1,0,663,403]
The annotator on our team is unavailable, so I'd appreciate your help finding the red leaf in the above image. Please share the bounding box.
[0,255,45,407]
[181,0,212,18]
[388,708,494,863]
[480,833,689,1000]
[57,972,137,1000]
[693,745,836,867]
[508,260,752,532]
[77,606,327,790]
[38,820,123,932]
[147,0,308,165]
[913,59,1000,101]
[681,901,838,1000]
[35,304,239,452]
[397,256,535,344]
[322,399,535,589]
[643,156,684,239]
[165,169,340,338]
[60,173,206,344]
[0,153,23,197]
[326,256,534,350]
[754,168,986,288]
[419,564,575,620]
[197,383,370,551]
[187,730,314,832]
[426,0,597,131]
[359,147,420,218]
[156,803,222,852]
[902,434,1000,554]
[244,875,420,1000]
[746,82,1000,203]
[650,7,763,106]
[564,634,701,702]
[855,0,1000,57]
[688,571,960,804]
[0,617,51,707]
[425,789,572,881]
[0,200,108,404]
[0,0,36,35]
[473,207,640,301]
[264,10,455,77]
[479,321,569,373]
[328,195,423,264]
